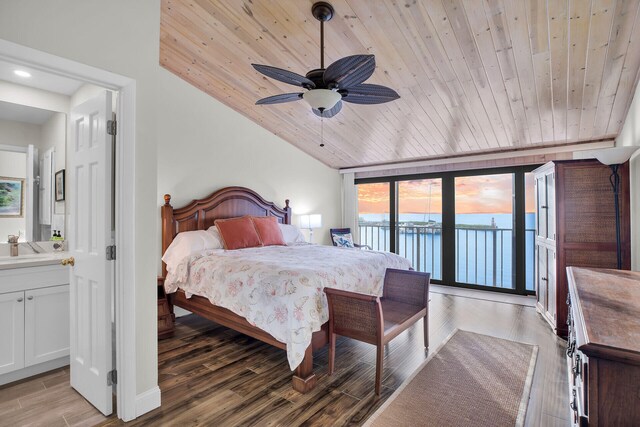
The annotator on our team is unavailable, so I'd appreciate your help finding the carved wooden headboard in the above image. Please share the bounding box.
[161,186,291,276]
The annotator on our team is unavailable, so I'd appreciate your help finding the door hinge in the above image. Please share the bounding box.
[107,120,117,136]
[106,245,116,261]
[107,369,117,386]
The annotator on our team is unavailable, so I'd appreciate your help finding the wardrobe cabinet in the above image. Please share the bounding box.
[533,160,630,337]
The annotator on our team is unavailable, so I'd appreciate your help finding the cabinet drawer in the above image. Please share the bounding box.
[158,315,173,333]
[0,265,68,293]
[158,299,170,316]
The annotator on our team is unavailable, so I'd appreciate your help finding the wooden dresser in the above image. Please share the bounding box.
[566,267,640,426]
[533,160,630,337]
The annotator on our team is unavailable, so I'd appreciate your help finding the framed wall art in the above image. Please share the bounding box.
[55,169,65,202]
[0,176,25,217]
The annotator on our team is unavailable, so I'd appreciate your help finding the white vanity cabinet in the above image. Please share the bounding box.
[24,285,70,367]
[0,263,70,385]
[0,291,25,375]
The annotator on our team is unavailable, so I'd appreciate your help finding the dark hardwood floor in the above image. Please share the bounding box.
[0,292,570,426]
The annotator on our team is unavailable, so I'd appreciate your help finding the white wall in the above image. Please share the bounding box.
[0,150,27,240]
[0,118,41,148]
[0,0,342,401]
[158,70,341,247]
[616,80,640,270]
[0,81,69,113]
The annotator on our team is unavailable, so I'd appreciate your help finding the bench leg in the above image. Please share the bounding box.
[375,344,383,396]
[328,332,336,375]
[423,314,429,349]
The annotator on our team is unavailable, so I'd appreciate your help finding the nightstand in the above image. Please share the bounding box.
[157,277,175,339]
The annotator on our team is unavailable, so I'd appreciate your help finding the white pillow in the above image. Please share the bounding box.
[206,226,223,244]
[162,230,223,273]
[278,223,306,244]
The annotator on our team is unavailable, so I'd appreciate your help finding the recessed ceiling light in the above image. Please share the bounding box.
[13,70,31,78]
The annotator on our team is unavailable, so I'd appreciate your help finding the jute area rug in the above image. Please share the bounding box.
[364,330,538,427]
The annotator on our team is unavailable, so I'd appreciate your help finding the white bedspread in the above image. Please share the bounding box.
[164,244,411,370]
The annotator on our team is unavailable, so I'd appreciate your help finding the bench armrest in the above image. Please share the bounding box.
[324,287,382,342]
[383,269,430,307]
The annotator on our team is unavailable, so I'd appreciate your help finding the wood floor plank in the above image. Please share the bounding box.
[0,291,569,426]
[0,397,21,418]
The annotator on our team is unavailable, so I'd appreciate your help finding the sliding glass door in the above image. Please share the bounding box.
[357,182,391,252]
[525,172,536,291]
[454,174,514,289]
[398,179,442,280]
[355,165,537,295]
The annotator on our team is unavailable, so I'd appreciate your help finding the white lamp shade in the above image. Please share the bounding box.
[302,89,341,110]
[594,146,639,165]
[299,214,322,229]
[309,214,322,229]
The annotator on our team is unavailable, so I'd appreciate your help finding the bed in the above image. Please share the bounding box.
[161,186,411,393]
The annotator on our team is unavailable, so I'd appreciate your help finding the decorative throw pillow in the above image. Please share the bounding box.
[251,216,286,246]
[332,233,355,248]
[215,216,263,250]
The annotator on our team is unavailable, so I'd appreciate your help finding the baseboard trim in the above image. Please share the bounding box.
[135,386,161,418]
[0,357,69,386]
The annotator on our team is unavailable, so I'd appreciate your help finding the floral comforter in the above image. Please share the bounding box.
[164,244,411,370]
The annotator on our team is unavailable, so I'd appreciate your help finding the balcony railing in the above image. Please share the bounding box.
[358,223,535,290]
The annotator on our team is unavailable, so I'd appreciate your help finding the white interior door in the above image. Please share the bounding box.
[68,90,114,416]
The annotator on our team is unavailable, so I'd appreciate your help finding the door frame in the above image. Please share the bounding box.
[0,39,139,420]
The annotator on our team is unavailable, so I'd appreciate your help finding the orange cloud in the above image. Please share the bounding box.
[455,175,513,214]
[358,174,534,215]
[398,179,442,214]
[358,183,389,214]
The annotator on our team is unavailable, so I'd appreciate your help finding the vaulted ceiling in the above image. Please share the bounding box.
[160,0,640,169]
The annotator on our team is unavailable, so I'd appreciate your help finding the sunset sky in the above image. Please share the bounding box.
[358,175,535,215]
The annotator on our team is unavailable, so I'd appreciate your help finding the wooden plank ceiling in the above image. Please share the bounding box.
[160,0,640,169]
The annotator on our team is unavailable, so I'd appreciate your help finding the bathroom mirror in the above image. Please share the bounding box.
[0,100,66,243]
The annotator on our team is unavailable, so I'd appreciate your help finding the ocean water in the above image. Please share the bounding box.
[358,213,535,290]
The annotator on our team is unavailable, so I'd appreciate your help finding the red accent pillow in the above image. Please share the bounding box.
[215,216,263,250]
[252,216,286,246]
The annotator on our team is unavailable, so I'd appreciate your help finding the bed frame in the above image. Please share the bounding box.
[161,186,327,393]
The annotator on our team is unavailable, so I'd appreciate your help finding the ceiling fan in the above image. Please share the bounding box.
[252,1,400,118]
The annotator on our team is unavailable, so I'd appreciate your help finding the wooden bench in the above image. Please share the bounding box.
[324,268,430,395]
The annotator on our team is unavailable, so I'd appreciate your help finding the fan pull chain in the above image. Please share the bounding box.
[320,116,325,147]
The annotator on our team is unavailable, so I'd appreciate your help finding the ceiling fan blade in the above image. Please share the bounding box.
[323,55,376,89]
[252,64,315,88]
[340,84,400,105]
[256,93,304,105]
[312,100,343,118]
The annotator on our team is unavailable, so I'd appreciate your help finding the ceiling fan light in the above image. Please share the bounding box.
[303,89,341,111]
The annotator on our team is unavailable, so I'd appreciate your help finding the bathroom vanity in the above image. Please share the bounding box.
[0,251,70,385]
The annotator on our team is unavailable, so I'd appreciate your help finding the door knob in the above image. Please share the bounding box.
[61,257,75,266]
